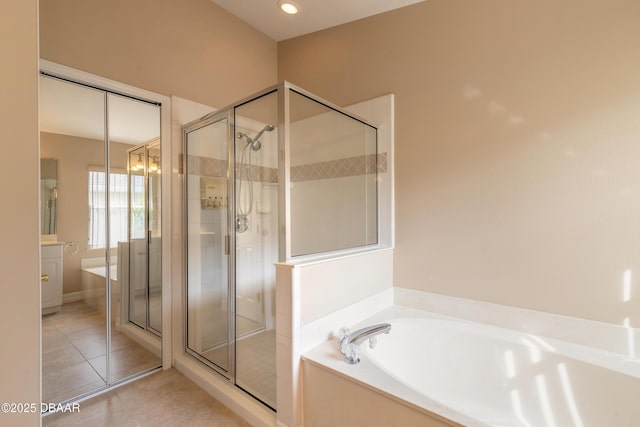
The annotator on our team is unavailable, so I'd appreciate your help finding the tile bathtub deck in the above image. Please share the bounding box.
[42,368,251,427]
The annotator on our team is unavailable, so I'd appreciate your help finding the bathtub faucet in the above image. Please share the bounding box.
[336,323,391,365]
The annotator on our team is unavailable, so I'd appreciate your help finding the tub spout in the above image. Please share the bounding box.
[337,323,391,364]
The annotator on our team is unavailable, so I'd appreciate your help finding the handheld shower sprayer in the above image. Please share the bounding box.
[236,124,276,233]
[237,124,275,152]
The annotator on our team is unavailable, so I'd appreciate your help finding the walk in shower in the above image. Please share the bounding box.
[183,82,379,409]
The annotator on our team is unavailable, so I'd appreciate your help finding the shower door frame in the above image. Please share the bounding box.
[183,110,237,381]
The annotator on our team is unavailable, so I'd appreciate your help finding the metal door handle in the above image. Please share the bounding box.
[41,274,49,282]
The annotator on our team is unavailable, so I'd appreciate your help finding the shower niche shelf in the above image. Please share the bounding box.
[200,177,227,209]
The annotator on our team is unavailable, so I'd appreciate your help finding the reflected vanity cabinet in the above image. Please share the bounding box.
[41,243,63,314]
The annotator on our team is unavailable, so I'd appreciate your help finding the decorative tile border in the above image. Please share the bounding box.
[186,155,277,183]
[291,153,387,182]
[236,162,278,183]
[185,152,387,183]
[186,155,227,177]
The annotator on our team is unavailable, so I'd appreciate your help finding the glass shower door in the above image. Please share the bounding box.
[234,92,278,409]
[185,113,233,374]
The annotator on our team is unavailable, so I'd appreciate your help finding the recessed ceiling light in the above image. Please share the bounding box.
[278,0,300,15]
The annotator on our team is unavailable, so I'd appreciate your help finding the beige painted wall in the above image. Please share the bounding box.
[40,132,130,295]
[40,0,278,108]
[278,0,640,326]
[0,0,40,425]
[39,0,278,301]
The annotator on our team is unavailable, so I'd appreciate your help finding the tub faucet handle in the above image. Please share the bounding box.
[337,327,351,348]
[336,323,391,363]
[343,343,361,365]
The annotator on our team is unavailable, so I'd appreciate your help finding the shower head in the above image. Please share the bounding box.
[238,124,275,151]
[252,124,275,149]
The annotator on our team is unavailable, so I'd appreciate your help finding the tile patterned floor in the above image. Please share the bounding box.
[42,301,161,403]
[200,329,276,409]
[43,303,273,424]
[236,329,276,409]
[130,291,162,333]
[42,369,251,427]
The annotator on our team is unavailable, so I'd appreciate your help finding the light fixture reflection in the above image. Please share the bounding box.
[131,152,144,171]
[149,155,160,173]
[278,0,299,14]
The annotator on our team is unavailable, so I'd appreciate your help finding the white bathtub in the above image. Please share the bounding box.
[82,264,118,281]
[302,306,640,427]
[80,259,119,315]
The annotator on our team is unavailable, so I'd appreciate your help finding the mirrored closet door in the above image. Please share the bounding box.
[40,74,162,404]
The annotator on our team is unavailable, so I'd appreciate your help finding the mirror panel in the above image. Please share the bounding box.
[40,158,58,235]
[40,75,108,402]
[40,75,163,403]
[108,93,161,382]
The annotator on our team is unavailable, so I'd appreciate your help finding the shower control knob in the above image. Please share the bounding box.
[236,215,249,233]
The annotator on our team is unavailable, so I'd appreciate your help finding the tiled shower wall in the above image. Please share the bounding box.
[187,151,387,257]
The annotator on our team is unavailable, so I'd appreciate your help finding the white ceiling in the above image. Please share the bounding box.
[212,0,426,41]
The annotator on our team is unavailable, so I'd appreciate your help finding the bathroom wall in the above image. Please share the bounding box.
[278,0,640,327]
[0,0,40,425]
[40,132,129,295]
[39,0,278,109]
